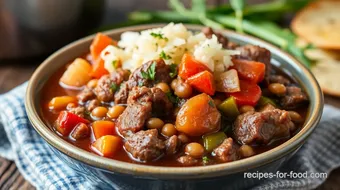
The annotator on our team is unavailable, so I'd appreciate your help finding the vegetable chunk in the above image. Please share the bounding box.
[175,93,221,136]
[60,58,92,88]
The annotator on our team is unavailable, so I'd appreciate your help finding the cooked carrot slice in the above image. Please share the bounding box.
[92,135,122,157]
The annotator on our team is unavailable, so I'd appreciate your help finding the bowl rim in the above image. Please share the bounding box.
[25,24,323,179]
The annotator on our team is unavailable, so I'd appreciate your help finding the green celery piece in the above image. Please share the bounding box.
[192,0,206,14]
[203,132,227,152]
[169,0,197,19]
[230,0,244,33]
[218,97,240,119]
[258,96,277,107]
[214,15,287,48]
[129,11,193,22]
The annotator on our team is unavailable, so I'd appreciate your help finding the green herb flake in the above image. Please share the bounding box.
[169,63,178,78]
[138,81,144,87]
[208,100,215,108]
[202,156,209,164]
[141,61,156,80]
[159,51,172,60]
[150,32,168,41]
[110,83,119,93]
[166,92,180,104]
[112,60,118,69]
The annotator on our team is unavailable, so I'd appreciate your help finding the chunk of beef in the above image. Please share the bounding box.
[68,106,85,118]
[234,109,294,145]
[128,59,172,89]
[117,87,173,136]
[280,86,308,109]
[77,87,95,102]
[114,82,129,104]
[212,138,238,162]
[202,27,238,49]
[236,45,271,77]
[117,103,152,136]
[268,75,291,86]
[177,155,199,166]
[151,87,173,115]
[86,99,100,112]
[117,87,153,136]
[94,69,129,102]
[127,86,153,105]
[71,123,90,140]
[124,129,165,162]
[165,135,180,155]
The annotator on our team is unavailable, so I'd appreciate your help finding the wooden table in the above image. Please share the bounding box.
[0,60,340,189]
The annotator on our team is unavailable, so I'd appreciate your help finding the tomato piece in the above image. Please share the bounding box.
[90,33,113,60]
[92,135,122,157]
[175,93,221,136]
[228,80,262,106]
[55,111,89,136]
[187,71,216,95]
[90,58,109,79]
[232,59,266,83]
[92,120,116,139]
[179,53,210,80]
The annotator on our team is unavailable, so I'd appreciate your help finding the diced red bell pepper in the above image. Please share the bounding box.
[187,70,216,95]
[90,33,113,60]
[179,53,210,80]
[55,111,89,136]
[232,59,266,83]
[90,58,109,79]
[228,80,262,106]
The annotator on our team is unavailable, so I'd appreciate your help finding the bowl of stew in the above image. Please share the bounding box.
[26,24,323,189]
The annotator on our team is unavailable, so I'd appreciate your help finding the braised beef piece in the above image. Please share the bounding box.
[280,86,308,109]
[128,59,172,88]
[151,87,173,116]
[94,69,129,102]
[124,129,165,162]
[114,59,172,104]
[86,99,100,112]
[165,135,180,155]
[71,123,90,140]
[268,75,291,86]
[68,106,85,118]
[177,155,199,166]
[117,103,152,136]
[233,109,294,145]
[202,27,238,49]
[236,45,271,77]
[117,86,173,136]
[114,82,129,104]
[77,87,95,102]
[212,138,238,162]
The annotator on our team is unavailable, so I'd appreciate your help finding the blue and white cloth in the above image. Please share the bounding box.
[0,82,340,190]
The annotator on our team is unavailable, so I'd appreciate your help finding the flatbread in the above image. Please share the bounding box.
[307,48,340,96]
[291,0,340,49]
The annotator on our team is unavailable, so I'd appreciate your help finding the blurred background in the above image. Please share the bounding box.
[0,0,267,60]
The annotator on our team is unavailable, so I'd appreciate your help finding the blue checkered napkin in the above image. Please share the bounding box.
[0,83,99,190]
[0,82,339,190]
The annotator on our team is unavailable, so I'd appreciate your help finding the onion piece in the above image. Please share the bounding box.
[215,69,240,93]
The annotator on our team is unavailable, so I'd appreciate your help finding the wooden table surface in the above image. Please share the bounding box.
[0,60,340,189]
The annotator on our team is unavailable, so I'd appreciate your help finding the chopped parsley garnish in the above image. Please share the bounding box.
[141,62,156,80]
[84,111,91,117]
[169,63,178,78]
[208,100,215,108]
[112,60,118,69]
[166,92,180,104]
[138,81,144,87]
[202,156,209,164]
[159,51,172,60]
[110,83,119,93]
[150,32,168,41]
